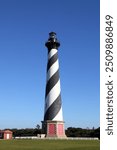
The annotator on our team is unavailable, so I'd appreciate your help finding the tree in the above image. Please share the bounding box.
[36,124,40,130]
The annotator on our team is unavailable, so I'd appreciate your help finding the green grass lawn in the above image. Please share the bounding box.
[0,139,100,150]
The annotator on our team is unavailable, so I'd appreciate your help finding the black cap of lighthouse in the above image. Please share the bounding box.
[45,32,60,50]
[42,32,66,138]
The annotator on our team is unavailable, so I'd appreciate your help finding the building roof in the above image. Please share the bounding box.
[0,130,12,133]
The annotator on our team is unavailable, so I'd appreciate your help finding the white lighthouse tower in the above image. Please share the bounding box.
[42,32,66,138]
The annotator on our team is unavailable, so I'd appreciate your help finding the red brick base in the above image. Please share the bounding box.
[46,121,66,138]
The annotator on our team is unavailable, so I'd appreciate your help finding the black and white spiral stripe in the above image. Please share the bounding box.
[44,48,63,121]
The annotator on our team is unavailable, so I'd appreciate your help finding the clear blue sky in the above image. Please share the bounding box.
[0,0,99,129]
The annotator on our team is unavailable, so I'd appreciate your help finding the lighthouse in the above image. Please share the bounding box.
[42,32,66,138]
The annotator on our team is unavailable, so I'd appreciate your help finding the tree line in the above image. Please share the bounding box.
[65,127,100,139]
[5,126,100,139]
